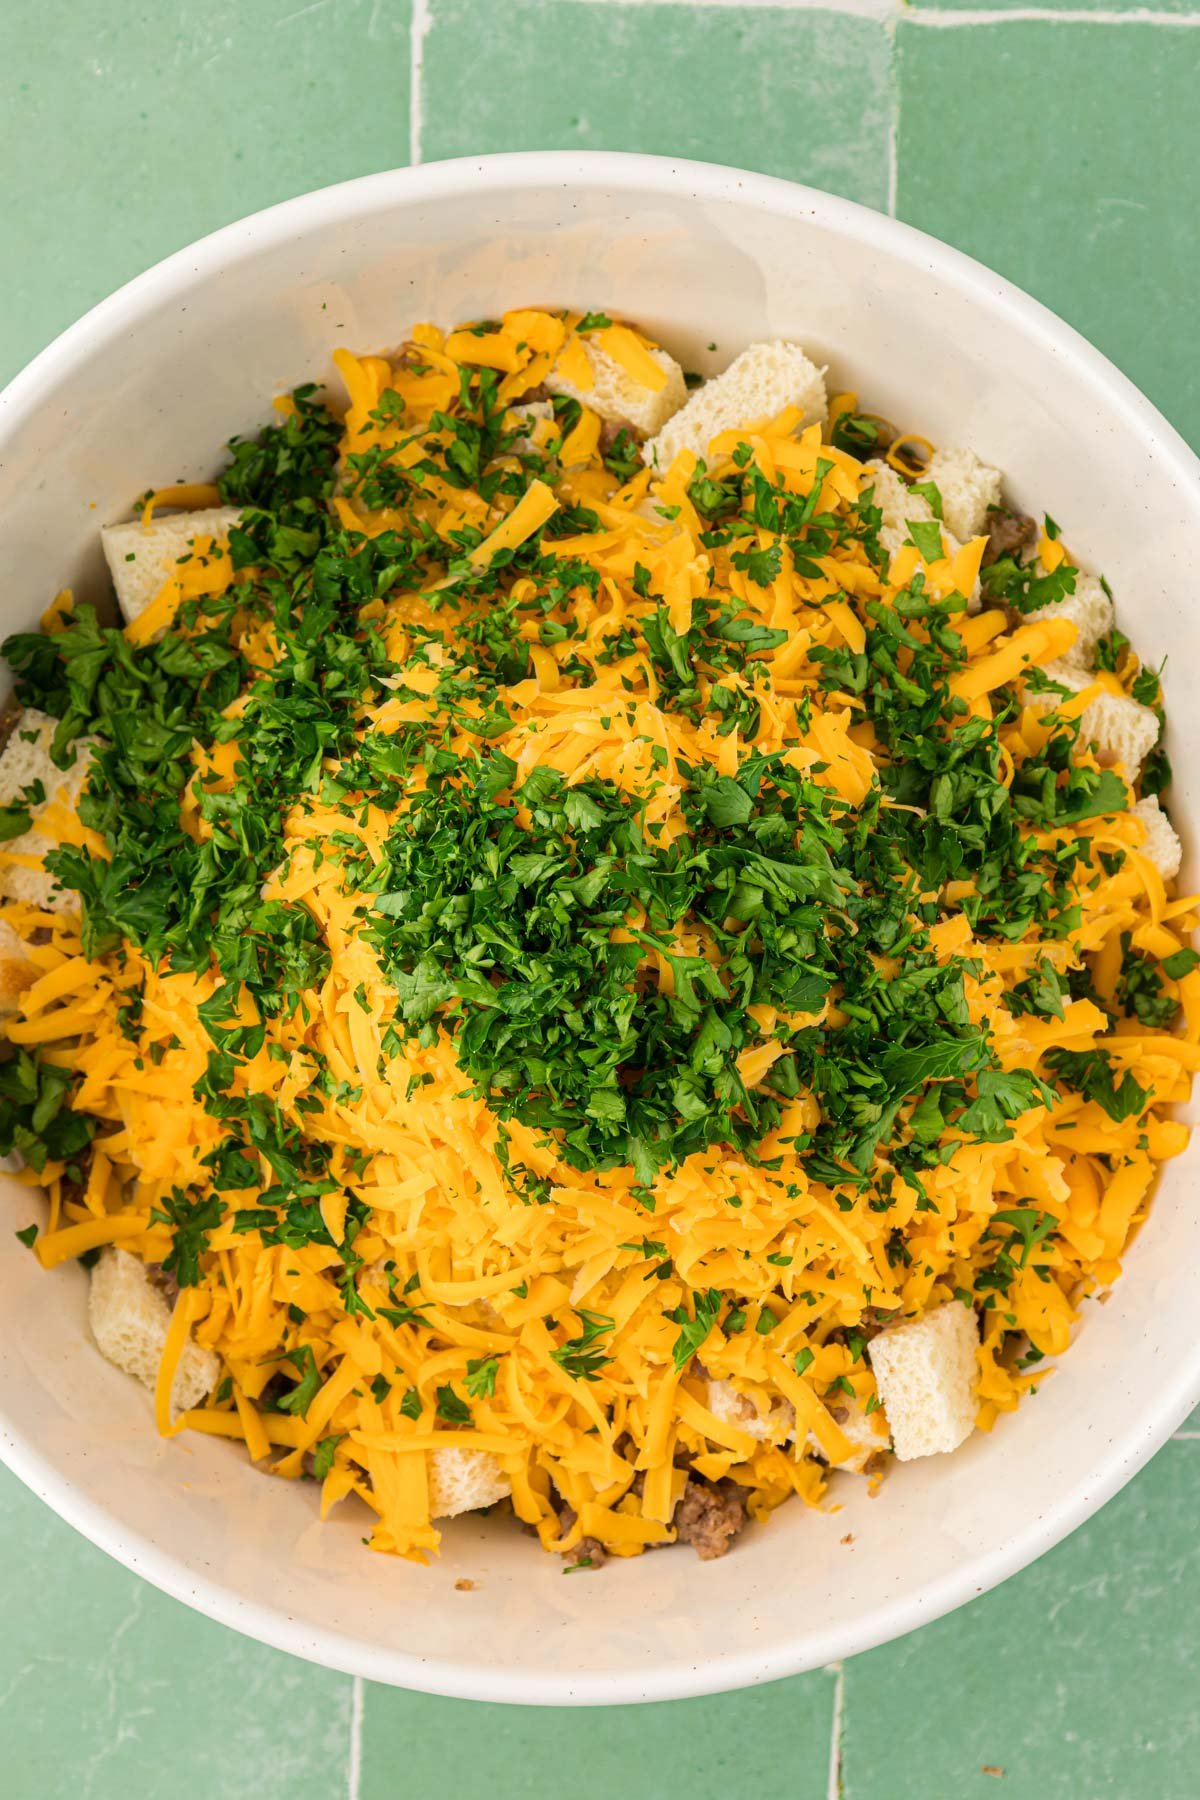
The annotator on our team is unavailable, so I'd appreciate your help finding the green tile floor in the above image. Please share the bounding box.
[3,1,1200,1791]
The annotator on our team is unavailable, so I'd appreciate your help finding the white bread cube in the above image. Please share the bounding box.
[1025,668,1159,784]
[1027,571,1115,670]
[867,1302,978,1461]
[428,1446,511,1518]
[547,342,686,440]
[814,1392,891,1472]
[88,1247,219,1415]
[0,709,101,913]
[506,399,556,457]
[708,1373,884,1470]
[1132,795,1182,881]
[0,916,36,1017]
[101,506,241,626]
[706,1377,795,1445]
[644,341,827,472]
[924,446,1002,542]
[862,460,963,565]
[365,1269,509,1518]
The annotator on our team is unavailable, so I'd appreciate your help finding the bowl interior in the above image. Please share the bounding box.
[1,155,1197,1703]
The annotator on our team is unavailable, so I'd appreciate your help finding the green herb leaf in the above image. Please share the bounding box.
[311,1434,343,1480]
[550,1311,614,1382]
[668,1288,723,1369]
[277,1345,322,1418]
[1045,1049,1151,1123]
[150,1187,224,1287]
[465,1355,499,1399]
[436,1383,472,1425]
[906,518,945,563]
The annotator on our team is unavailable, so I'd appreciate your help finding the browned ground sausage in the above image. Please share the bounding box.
[511,380,553,406]
[672,1478,747,1560]
[557,1503,608,1570]
[983,507,1037,565]
[599,417,638,453]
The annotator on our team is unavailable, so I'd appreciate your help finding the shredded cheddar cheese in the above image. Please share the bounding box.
[0,308,1192,1568]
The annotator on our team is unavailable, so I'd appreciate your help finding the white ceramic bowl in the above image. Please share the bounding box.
[1,153,1197,1706]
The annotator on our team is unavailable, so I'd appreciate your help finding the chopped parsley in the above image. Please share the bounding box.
[668,1288,723,1369]
[276,1345,322,1418]
[0,311,1186,1547]
[550,1311,615,1382]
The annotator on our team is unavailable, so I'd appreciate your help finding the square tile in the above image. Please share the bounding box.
[0,1464,352,1800]
[421,0,892,207]
[360,1660,837,1800]
[0,0,412,385]
[841,1441,1200,1799]
[896,16,1200,452]
[915,2,1197,10]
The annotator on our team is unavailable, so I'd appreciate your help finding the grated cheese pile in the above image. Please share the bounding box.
[1,307,1195,1566]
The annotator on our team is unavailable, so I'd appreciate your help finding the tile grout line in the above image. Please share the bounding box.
[885,10,899,218]
[409,0,431,168]
[572,0,899,15]
[905,6,1200,25]
[826,1660,846,1800]
[557,0,1200,17]
[348,1674,364,1800]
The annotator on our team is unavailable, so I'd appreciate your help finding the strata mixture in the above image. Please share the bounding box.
[0,310,1193,1569]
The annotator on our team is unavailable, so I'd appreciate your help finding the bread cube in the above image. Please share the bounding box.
[547,341,686,439]
[1132,794,1182,881]
[867,1303,979,1461]
[429,1447,511,1518]
[924,446,1003,542]
[644,340,826,471]
[1027,571,1115,670]
[0,708,100,913]
[1025,668,1159,784]
[706,1377,795,1445]
[101,505,241,626]
[88,1247,219,1416]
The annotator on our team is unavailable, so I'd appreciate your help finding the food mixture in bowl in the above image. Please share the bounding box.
[0,309,1193,1568]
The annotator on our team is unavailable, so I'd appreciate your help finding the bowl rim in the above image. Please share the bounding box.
[2,148,1200,1706]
